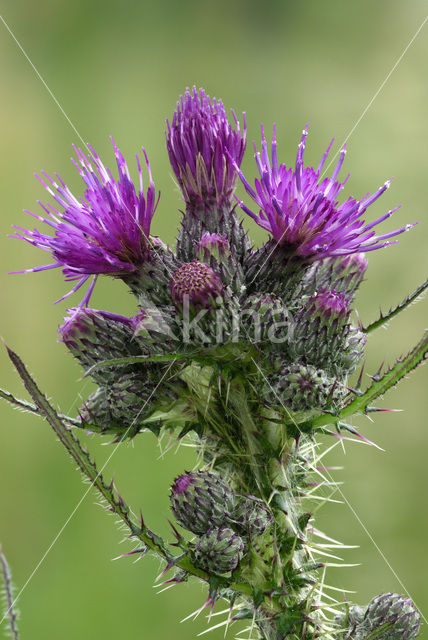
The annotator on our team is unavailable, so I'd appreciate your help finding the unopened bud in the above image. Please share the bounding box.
[170,471,235,535]
[192,526,244,574]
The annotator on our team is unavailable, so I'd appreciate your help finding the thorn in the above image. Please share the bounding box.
[112,547,148,561]
[365,406,402,413]
[369,361,384,381]
[356,360,366,390]
[167,518,183,542]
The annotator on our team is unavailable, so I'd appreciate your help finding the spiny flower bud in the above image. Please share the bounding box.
[334,604,367,632]
[275,364,346,412]
[170,260,224,310]
[195,232,246,294]
[242,293,290,345]
[80,387,114,434]
[304,252,368,299]
[192,526,244,574]
[80,370,177,438]
[312,289,351,319]
[289,287,364,377]
[230,496,273,538]
[170,471,235,535]
[132,307,179,353]
[195,232,230,263]
[354,593,421,640]
[59,308,140,382]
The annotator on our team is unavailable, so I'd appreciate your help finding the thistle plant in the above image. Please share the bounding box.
[1,86,427,640]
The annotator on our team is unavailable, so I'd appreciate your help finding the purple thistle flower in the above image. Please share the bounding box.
[234,124,415,260]
[166,87,246,208]
[11,139,160,305]
[170,260,224,310]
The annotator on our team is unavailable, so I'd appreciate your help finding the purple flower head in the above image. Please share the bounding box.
[234,124,415,260]
[166,87,246,208]
[11,139,160,305]
[170,260,224,310]
[312,289,351,319]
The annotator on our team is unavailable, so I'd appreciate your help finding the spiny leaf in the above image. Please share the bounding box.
[0,387,80,427]
[4,348,175,560]
[84,351,219,379]
[0,545,19,640]
[307,329,428,431]
[363,276,428,334]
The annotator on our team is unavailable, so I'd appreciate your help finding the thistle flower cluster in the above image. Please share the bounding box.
[11,87,410,429]
[8,86,423,640]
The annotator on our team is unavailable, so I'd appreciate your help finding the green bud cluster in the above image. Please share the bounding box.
[170,471,273,574]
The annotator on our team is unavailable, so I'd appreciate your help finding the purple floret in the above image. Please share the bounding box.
[172,474,193,495]
[166,87,246,207]
[313,289,350,318]
[11,139,160,305]
[234,124,415,260]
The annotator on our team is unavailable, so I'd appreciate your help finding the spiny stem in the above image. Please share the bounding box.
[363,275,428,334]
[0,546,19,640]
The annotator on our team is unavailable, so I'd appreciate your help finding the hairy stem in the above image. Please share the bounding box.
[0,546,19,640]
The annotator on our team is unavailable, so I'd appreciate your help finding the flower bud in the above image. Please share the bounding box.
[170,260,224,310]
[170,471,235,535]
[194,232,244,293]
[355,593,421,640]
[242,293,290,345]
[274,363,346,412]
[80,370,177,438]
[289,287,364,377]
[192,526,244,574]
[304,252,368,300]
[195,233,230,263]
[59,308,139,382]
[230,495,273,538]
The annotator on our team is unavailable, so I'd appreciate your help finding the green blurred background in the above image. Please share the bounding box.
[0,1,427,637]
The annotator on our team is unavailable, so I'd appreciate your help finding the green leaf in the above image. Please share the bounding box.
[363,276,428,334]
